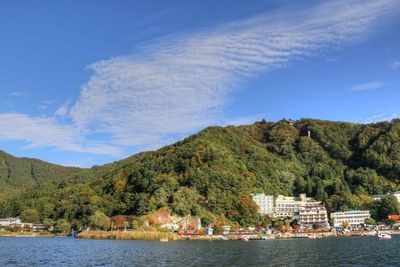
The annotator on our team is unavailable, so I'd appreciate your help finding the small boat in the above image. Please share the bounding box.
[160,238,169,242]
[308,235,317,239]
[240,236,249,242]
[260,235,268,240]
[378,233,391,240]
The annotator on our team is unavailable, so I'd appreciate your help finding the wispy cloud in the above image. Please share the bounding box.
[0,0,399,158]
[69,0,400,147]
[222,115,266,127]
[55,99,71,117]
[364,112,398,123]
[391,61,400,70]
[351,81,386,91]
[0,113,123,156]
[9,91,29,97]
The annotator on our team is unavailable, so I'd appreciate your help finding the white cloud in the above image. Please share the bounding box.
[391,61,400,70]
[0,113,123,156]
[222,115,266,127]
[55,99,71,117]
[0,0,400,158]
[9,91,28,97]
[351,81,386,91]
[10,92,22,96]
[364,112,398,123]
[69,0,400,148]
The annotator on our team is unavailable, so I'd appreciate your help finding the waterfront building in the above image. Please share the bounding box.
[206,226,213,235]
[0,217,22,227]
[222,225,231,234]
[274,194,321,218]
[32,224,47,232]
[252,193,274,216]
[388,215,400,223]
[252,193,325,219]
[298,205,329,227]
[331,210,370,228]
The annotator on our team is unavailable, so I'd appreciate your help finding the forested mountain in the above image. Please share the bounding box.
[1,118,400,226]
[0,150,80,197]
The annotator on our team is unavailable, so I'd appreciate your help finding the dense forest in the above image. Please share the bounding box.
[0,150,80,197]
[1,118,400,228]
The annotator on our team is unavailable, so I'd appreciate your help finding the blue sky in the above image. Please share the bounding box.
[0,0,400,167]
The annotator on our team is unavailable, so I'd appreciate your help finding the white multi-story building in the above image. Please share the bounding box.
[274,194,321,218]
[298,205,329,227]
[252,194,274,216]
[252,193,323,219]
[331,210,370,228]
[0,217,22,227]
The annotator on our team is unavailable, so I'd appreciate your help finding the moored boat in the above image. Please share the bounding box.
[378,233,391,240]
[240,236,249,242]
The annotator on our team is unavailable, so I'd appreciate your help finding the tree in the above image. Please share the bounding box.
[293,224,301,231]
[364,218,376,225]
[43,218,55,228]
[130,218,142,230]
[341,221,349,229]
[89,211,111,230]
[312,223,321,230]
[20,208,40,223]
[230,198,260,226]
[123,221,130,232]
[56,219,71,233]
[377,194,399,221]
[259,215,272,229]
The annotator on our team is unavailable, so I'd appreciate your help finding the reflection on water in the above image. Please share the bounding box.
[0,235,399,266]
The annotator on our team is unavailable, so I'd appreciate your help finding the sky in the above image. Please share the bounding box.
[0,0,400,167]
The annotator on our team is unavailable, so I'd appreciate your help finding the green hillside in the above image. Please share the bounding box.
[0,150,80,196]
[1,118,400,226]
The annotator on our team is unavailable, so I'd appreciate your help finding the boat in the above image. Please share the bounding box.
[240,236,249,242]
[308,235,317,239]
[160,238,169,242]
[378,233,391,240]
[260,235,268,240]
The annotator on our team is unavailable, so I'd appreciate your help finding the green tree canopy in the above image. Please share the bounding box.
[89,211,111,230]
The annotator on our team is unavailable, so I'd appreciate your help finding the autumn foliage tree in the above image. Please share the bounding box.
[229,197,260,226]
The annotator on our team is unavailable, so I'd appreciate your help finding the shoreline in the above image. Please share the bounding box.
[2,230,398,240]
[0,232,59,238]
[76,230,400,241]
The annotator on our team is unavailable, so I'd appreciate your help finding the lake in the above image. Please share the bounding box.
[0,235,399,266]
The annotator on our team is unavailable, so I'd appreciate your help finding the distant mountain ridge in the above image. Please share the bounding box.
[1,118,400,225]
[0,150,80,195]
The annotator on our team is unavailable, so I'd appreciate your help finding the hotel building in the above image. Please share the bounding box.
[330,210,370,228]
[274,194,321,218]
[251,193,274,216]
[252,193,323,219]
[298,205,329,227]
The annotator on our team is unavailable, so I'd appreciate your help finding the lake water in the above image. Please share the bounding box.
[0,235,399,266]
